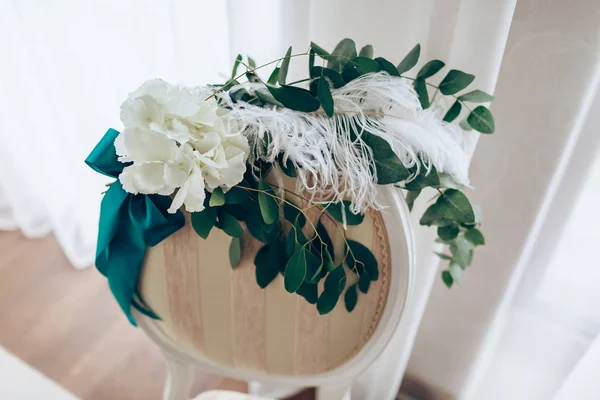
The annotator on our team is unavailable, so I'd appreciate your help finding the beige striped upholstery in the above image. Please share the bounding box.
[138,199,391,376]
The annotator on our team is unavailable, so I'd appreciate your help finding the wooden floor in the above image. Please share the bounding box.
[0,231,314,400]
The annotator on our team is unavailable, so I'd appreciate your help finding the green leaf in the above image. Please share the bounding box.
[229,237,242,269]
[219,211,244,238]
[439,69,475,95]
[283,200,305,227]
[344,283,358,312]
[443,101,462,123]
[361,131,410,184]
[317,78,334,117]
[257,179,279,225]
[309,49,315,75]
[284,247,308,293]
[255,90,284,107]
[438,224,459,241]
[347,240,378,281]
[266,85,320,112]
[405,164,439,191]
[248,56,256,69]
[278,46,292,84]
[341,62,361,83]
[269,241,288,273]
[458,90,494,103]
[305,250,323,284]
[358,271,371,293]
[231,54,242,79]
[416,60,445,79]
[449,262,463,284]
[209,187,225,207]
[278,156,297,178]
[326,200,364,226]
[324,265,347,295]
[268,67,280,85]
[351,57,382,74]
[467,106,495,134]
[255,245,279,288]
[323,248,336,273]
[465,228,485,245]
[310,67,345,88]
[396,44,421,75]
[316,221,334,252]
[450,236,474,268]
[245,72,260,83]
[435,252,453,261]
[414,78,429,109]
[327,38,357,73]
[406,189,421,211]
[225,187,249,204]
[441,270,454,288]
[191,207,217,239]
[374,57,400,77]
[459,118,473,131]
[419,204,453,227]
[436,189,475,224]
[359,44,373,58]
[317,291,339,315]
[296,282,318,304]
[310,41,330,58]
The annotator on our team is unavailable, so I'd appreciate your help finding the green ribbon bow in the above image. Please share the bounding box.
[85,128,185,325]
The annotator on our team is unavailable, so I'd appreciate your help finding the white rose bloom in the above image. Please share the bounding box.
[116,79,249,213]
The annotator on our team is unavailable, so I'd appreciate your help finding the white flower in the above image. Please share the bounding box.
[116,79,249,213]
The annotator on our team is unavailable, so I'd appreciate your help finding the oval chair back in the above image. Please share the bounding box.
[135,186,414,400]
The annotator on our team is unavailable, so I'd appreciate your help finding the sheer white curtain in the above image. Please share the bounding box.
[0,0,230,267]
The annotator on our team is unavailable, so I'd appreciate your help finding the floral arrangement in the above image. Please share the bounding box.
[86,39,494,324]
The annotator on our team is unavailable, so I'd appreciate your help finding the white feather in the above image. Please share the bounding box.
[216,72,470,213]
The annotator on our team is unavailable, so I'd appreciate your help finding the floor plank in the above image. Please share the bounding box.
[0,231,315,399]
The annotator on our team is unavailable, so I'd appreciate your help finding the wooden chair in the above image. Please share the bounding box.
[134,185,415,400]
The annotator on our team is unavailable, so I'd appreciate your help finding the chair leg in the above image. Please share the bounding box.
[163,352,193,400]
[316,382,351,400]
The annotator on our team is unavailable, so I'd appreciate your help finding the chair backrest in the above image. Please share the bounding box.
[136,185,414,387]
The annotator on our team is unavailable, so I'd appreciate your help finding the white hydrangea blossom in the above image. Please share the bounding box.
[115,79,249,213]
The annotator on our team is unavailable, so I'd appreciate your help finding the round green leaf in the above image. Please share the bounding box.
[317,78,334,117]
[458,90,494,103]
[374,57,400,77]
[327,38,357,73]
[209,187,225,207]
[284,247,308,293]
[347,240,378,281]
[416,60,445,79]
[438,224,459,241]
[361,131,410,184]
[467,106,495,134]
[326,200,364,226]
[439,69,475,95]
[419,204,452,227]
[296,282,318,304]
[317,291,340,315]
[266,85,320,112]
[229,237,242,269]
[310,66,345,88]
[191,207,217,239]
[359,44,374,58]
[465,228,485,245]
[396,44,421,75]
[344,283,358,312]
[225,187,249,204]
[358,271,371,293]
[450,236,474,268]
[441,270,454,288]
[255,245,279,288]
[324,265,347,295]
[351,57,382,74]
[436,189,475,224]
[443,101,462,123]
[257,179,279,225]
[219,211,244,238]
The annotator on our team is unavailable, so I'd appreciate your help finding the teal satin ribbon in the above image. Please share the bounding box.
[85,128,185,325]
